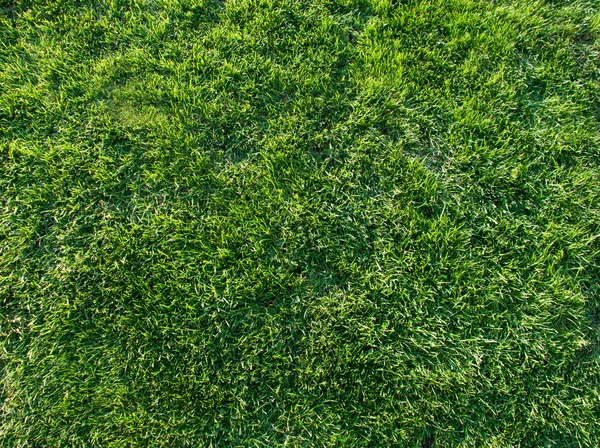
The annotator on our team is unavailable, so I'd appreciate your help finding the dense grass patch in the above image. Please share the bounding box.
[1,0,599,445]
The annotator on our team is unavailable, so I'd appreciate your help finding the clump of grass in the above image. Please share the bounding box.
[1,0,599,446]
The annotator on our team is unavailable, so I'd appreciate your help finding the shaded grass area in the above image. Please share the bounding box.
[1,0,599,445]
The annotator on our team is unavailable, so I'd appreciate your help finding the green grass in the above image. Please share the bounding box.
[1,0,599,445]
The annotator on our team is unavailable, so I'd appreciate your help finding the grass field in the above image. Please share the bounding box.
[1,0,600,446]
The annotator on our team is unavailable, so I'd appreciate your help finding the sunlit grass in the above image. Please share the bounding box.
[1,0,599,446]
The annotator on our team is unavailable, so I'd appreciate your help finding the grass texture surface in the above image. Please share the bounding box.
[1,0,600,446]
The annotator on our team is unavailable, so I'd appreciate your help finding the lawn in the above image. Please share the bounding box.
[1,0,599,446]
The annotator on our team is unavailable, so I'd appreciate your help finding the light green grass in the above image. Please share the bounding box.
[1,0,599,446]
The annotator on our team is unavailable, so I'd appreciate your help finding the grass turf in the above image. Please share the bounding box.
[1,0,600,445]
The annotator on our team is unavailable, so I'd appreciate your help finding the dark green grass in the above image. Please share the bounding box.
[1,0,599,445]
